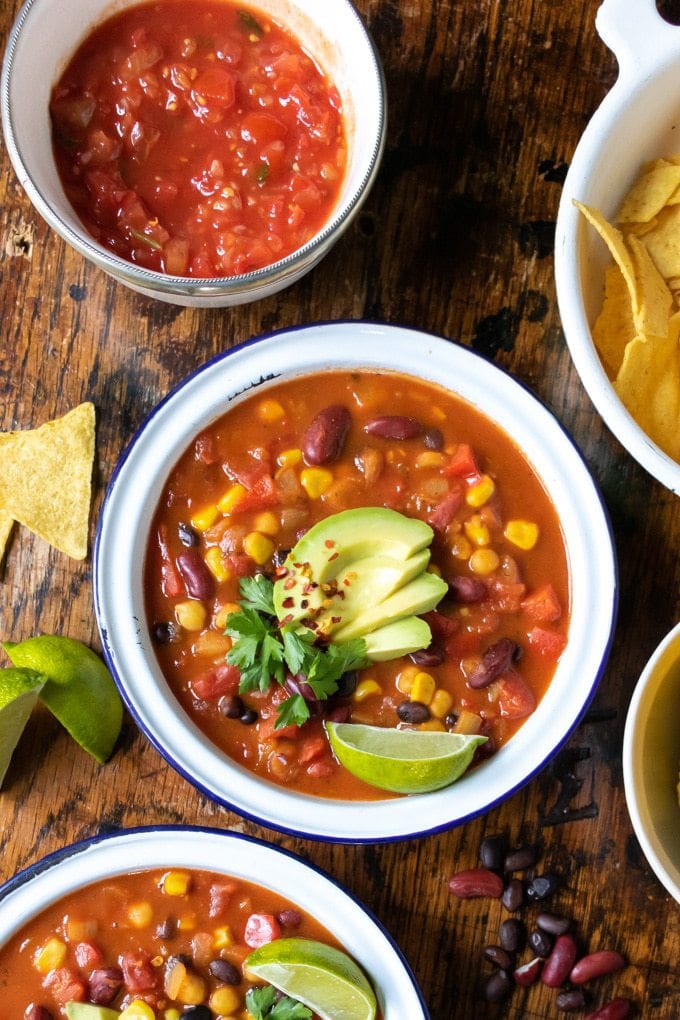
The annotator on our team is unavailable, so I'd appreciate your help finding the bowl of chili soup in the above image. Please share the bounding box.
[1,0,385,307]
[0,826,427,1018]
[94,322,617,841]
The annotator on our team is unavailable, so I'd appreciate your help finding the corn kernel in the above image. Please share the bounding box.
[210,986,241,1014]
[257,398,285,422]
[466,474,496,508]
[353,679,381,702]
[34,937,67,973]
[213,925,234,949]
[120,1002,156,1020]
[277,447,302,468]
[190,504,219,531]
[418,718,446,732]
[128,901,153,928]
[217,483,247,514]
[192,630,232,659]
[175,601,207,632]
[243,531,275,565]
[177,971,206,1004]
[464,514,490,547]
[214,602,240,630]
[450,535,473,559]
[396,664,421,693]
[430,689,453,719]
[178,914,197,931]
[204,546,231,582]
[300,467,333,498]
[415,451,446,468]
[164,1012,181,1020]
[410,671,436,705]
[504,519,539,550]
[162,870,191,896]
[469,548,500,576]
[427,562,442,577]
[254,511,280,536]
[453,709,483,735]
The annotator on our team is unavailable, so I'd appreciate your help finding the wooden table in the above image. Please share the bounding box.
[1,1,679,1016]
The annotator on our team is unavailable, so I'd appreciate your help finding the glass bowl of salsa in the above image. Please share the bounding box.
[0,826,427,1018]
[94,322,618,841]
[1,0,385,306]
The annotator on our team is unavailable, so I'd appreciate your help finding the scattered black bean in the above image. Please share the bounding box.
[526,872,560,901]
[484,970,512,1003]
[537,912,572,936]
[272,547,291,569]
[278,908,303,928]
[479,834,506,872]
[502,878,524,912]
[219,694,244,719]
[423,427,444,450]
[556,988,588,1012]
[499,918,525,953]
[151,621,180,645]
[180,1008,212,1020]
[396,700,430,724]
[504,844,538,872]
[240,708,258,725]
[334,671,359,698]
[444,712,459,729]
[178,522,200,547]
[208,958,241,984]
[528,928,553,958]
[483,945,514,970]
[155,916,177,939]
[409,646,444,667]
[468,637,518,689]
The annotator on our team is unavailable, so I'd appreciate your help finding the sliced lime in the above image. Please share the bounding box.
[4,636,122,764]
[246,937,377,1020]
[0,667,45,788]
[326,722,486,794]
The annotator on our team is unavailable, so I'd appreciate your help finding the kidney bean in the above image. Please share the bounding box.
[499,918,525,952]
[479,834,506,872]
[448,576,487,604]
[25,1009,53,1020]
[484,970,512,1003]
[364,415,423,440]
[302,404,352,465]
[502,877,524,912]
[527,872,560,901]
[409,645,445,667]
[278,908,302,929]
[529,929,553,958]
[585,1000,631,1020]
[219,694,244,719]
[557,988,588,1012]
[541,934,578,987]
[423,427,444,450]
[570,950,626,985]
[285,674,319,704]
[468,637,518,688]
[87,967,123,1006]
[178,521,200,547]
[504,844,538,872]
[483,945,513,970]
[448,868,504,899]
[208,958,241,984]
[537,912,572,936]
[176,550,215,600]
[397,700,430,724]
[513,957,543,987]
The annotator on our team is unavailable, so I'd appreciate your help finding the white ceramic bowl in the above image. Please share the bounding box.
[94,321,618,842]
[0,0,386,307]
[0,825,428,1018]
[623,622,680,903]
[555,0,680,493]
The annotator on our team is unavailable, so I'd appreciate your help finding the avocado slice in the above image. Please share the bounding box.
[332,570,448,642]
[65,1004,118,1020]
[362,616,434,661]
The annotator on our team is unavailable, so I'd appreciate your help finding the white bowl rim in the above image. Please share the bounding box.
[0,0,387,297]
[622,620,680,903]
[0,824,430,1019]
[93,320,618,843]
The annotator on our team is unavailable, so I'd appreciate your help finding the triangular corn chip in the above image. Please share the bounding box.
[0,510,14,566]
[626,233,673,337]
[617,161,680,223]
[614,319,680,461]
[639,204,680,281]
[592,264,636,379]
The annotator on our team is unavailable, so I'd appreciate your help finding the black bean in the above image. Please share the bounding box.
[537,912,572,936]
[180,1008,212,1020]
[24,1008,53,1020]
[334,671,359,698]
[178,522,200,547]
[273,547,291,569]
[444,712,459,729]
[409,645,444,667]
[479,834,506,872]
[155,915,177,939]
[151,621,180,645]
[504,844,538,872]
[468,638,518,688]
[526,872,560,901]
[448,576,487,604]
[423,427,444,450]
[396,700,430,724]
[529,929,553,958]
[484,970,512,1003]
[556,988,588,1012]
[483,945,513,970]
[499,918,525,952]
[219,694,244,719]
[240,708,258,725]
[278,908,302,928]
[208,958,241,984]
[502,878,524,912]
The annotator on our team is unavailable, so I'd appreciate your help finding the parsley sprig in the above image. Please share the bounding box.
[246,985,312,1020]
[225,575,369,729]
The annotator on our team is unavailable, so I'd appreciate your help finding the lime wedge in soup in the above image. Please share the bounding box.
[326,722,486,794]
[0,667,45,787]
[246,937,377,1020]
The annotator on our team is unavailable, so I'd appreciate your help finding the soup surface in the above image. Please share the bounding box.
[144,370,570,799]
[50,0,346,276]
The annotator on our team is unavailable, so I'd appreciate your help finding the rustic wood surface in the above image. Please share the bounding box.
[1,0,679,1017]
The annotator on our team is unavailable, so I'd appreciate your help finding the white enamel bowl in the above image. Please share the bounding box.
[1,0,385,307]
[555,0,680,492]
[623,622,680,903]
[94,322,618,842]
[0,826,429,1018]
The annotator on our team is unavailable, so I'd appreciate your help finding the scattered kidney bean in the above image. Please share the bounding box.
[557,988,588,1011]
[570,950,626,985]
[484,970,513,1003]
[541,934,578,987]
[87,967,123,1006]
[504,844,538,872]
[155,916,177,940]
[468,637,518,688]
[219,694,244,719]
[285,673,320,704]
[409,645,445,667]
[483,945,514,970]
[499,918,525,952]
[277,908,302,929]
[537,912,571,936]
[528,929,553,958]
[527,872,560,901]
[178,521,200,547]
[208,958,241,984]
[585,999,631,1020]
[513,957,542,987]
[448,868,504,899]
[423,427,444,450]
[302,405,352,465]
[397,700,431,724]
[502,878,524,912]
[176,549,215,600]
[364,415,423,440]
[479,834,506,872]
[25,1009,53,1020]
[448,576,487,604]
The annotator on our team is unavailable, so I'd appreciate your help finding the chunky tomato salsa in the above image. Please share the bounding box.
[0,867,361,1018]
[50,1,346,276]
[145,371,570,799]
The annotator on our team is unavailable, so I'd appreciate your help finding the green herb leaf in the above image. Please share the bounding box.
[257,163,269,184]
[276,692,310,729]
[130,228,163,251]
[281,627,316,675]
[238,574,276,615]
[245,986,312,1020]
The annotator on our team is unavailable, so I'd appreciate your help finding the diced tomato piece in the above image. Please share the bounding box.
[423,610,459,640]
[521,583,562,623]
[486,579,526,614]
[43,968,87,1004]
[444,443,481,481]
[209,880,238,917]
[244,913,281,948]
[120,951,159,992]
[233,473,279,512]
[195,433,218,464]
[527,626,567,660]
[190,664,240,701]
[495,672,536,719]
[258,713,301,743]
[427,487,464,532]
[223,455,271,490]
[241,112,287,146]
[307,760,335,778]
[74,941,104,968]
[226,552,255,578]
[299,735,326,764]
[445,630,482,659]
[161,560,184,599]
[192,68,236,109]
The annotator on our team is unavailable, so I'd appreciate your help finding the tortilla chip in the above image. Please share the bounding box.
[0,511,14,566]
[626,233,673,337]
[0,403,95,559]
[639,204,680,281]
[617,161,680,223]
[614,323,680,461]
[592,264,636,379]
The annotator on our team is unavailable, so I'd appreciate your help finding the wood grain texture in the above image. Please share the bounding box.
[1,1,679,1017]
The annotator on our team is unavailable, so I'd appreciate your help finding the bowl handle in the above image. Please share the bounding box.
[596,0,680,77]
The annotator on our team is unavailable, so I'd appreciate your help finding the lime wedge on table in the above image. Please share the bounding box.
[326,722,486,794]
[0,667,45,787]
[4,636,122,764]
[246,937,377,1020]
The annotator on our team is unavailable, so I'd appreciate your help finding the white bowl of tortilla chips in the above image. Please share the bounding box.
[555,0,680,493]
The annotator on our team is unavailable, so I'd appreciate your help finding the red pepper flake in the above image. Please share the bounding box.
[301,599,309,609]
[275,566,288,577]
[284,577,297,590]
[328,552,339,561]
[331,616,341,624]
[281,614,294,625]
[324,539,336,548]
[282,597,294,609]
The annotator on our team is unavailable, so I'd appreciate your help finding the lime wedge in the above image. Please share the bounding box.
[0,667,45,787]
[326,722,486,794]
[4,636,122,763]
[246,937,377,1020]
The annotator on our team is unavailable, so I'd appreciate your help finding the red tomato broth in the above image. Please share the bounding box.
[144,371,570,800]
[0,868,359,1017]
[50,0,346,277]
